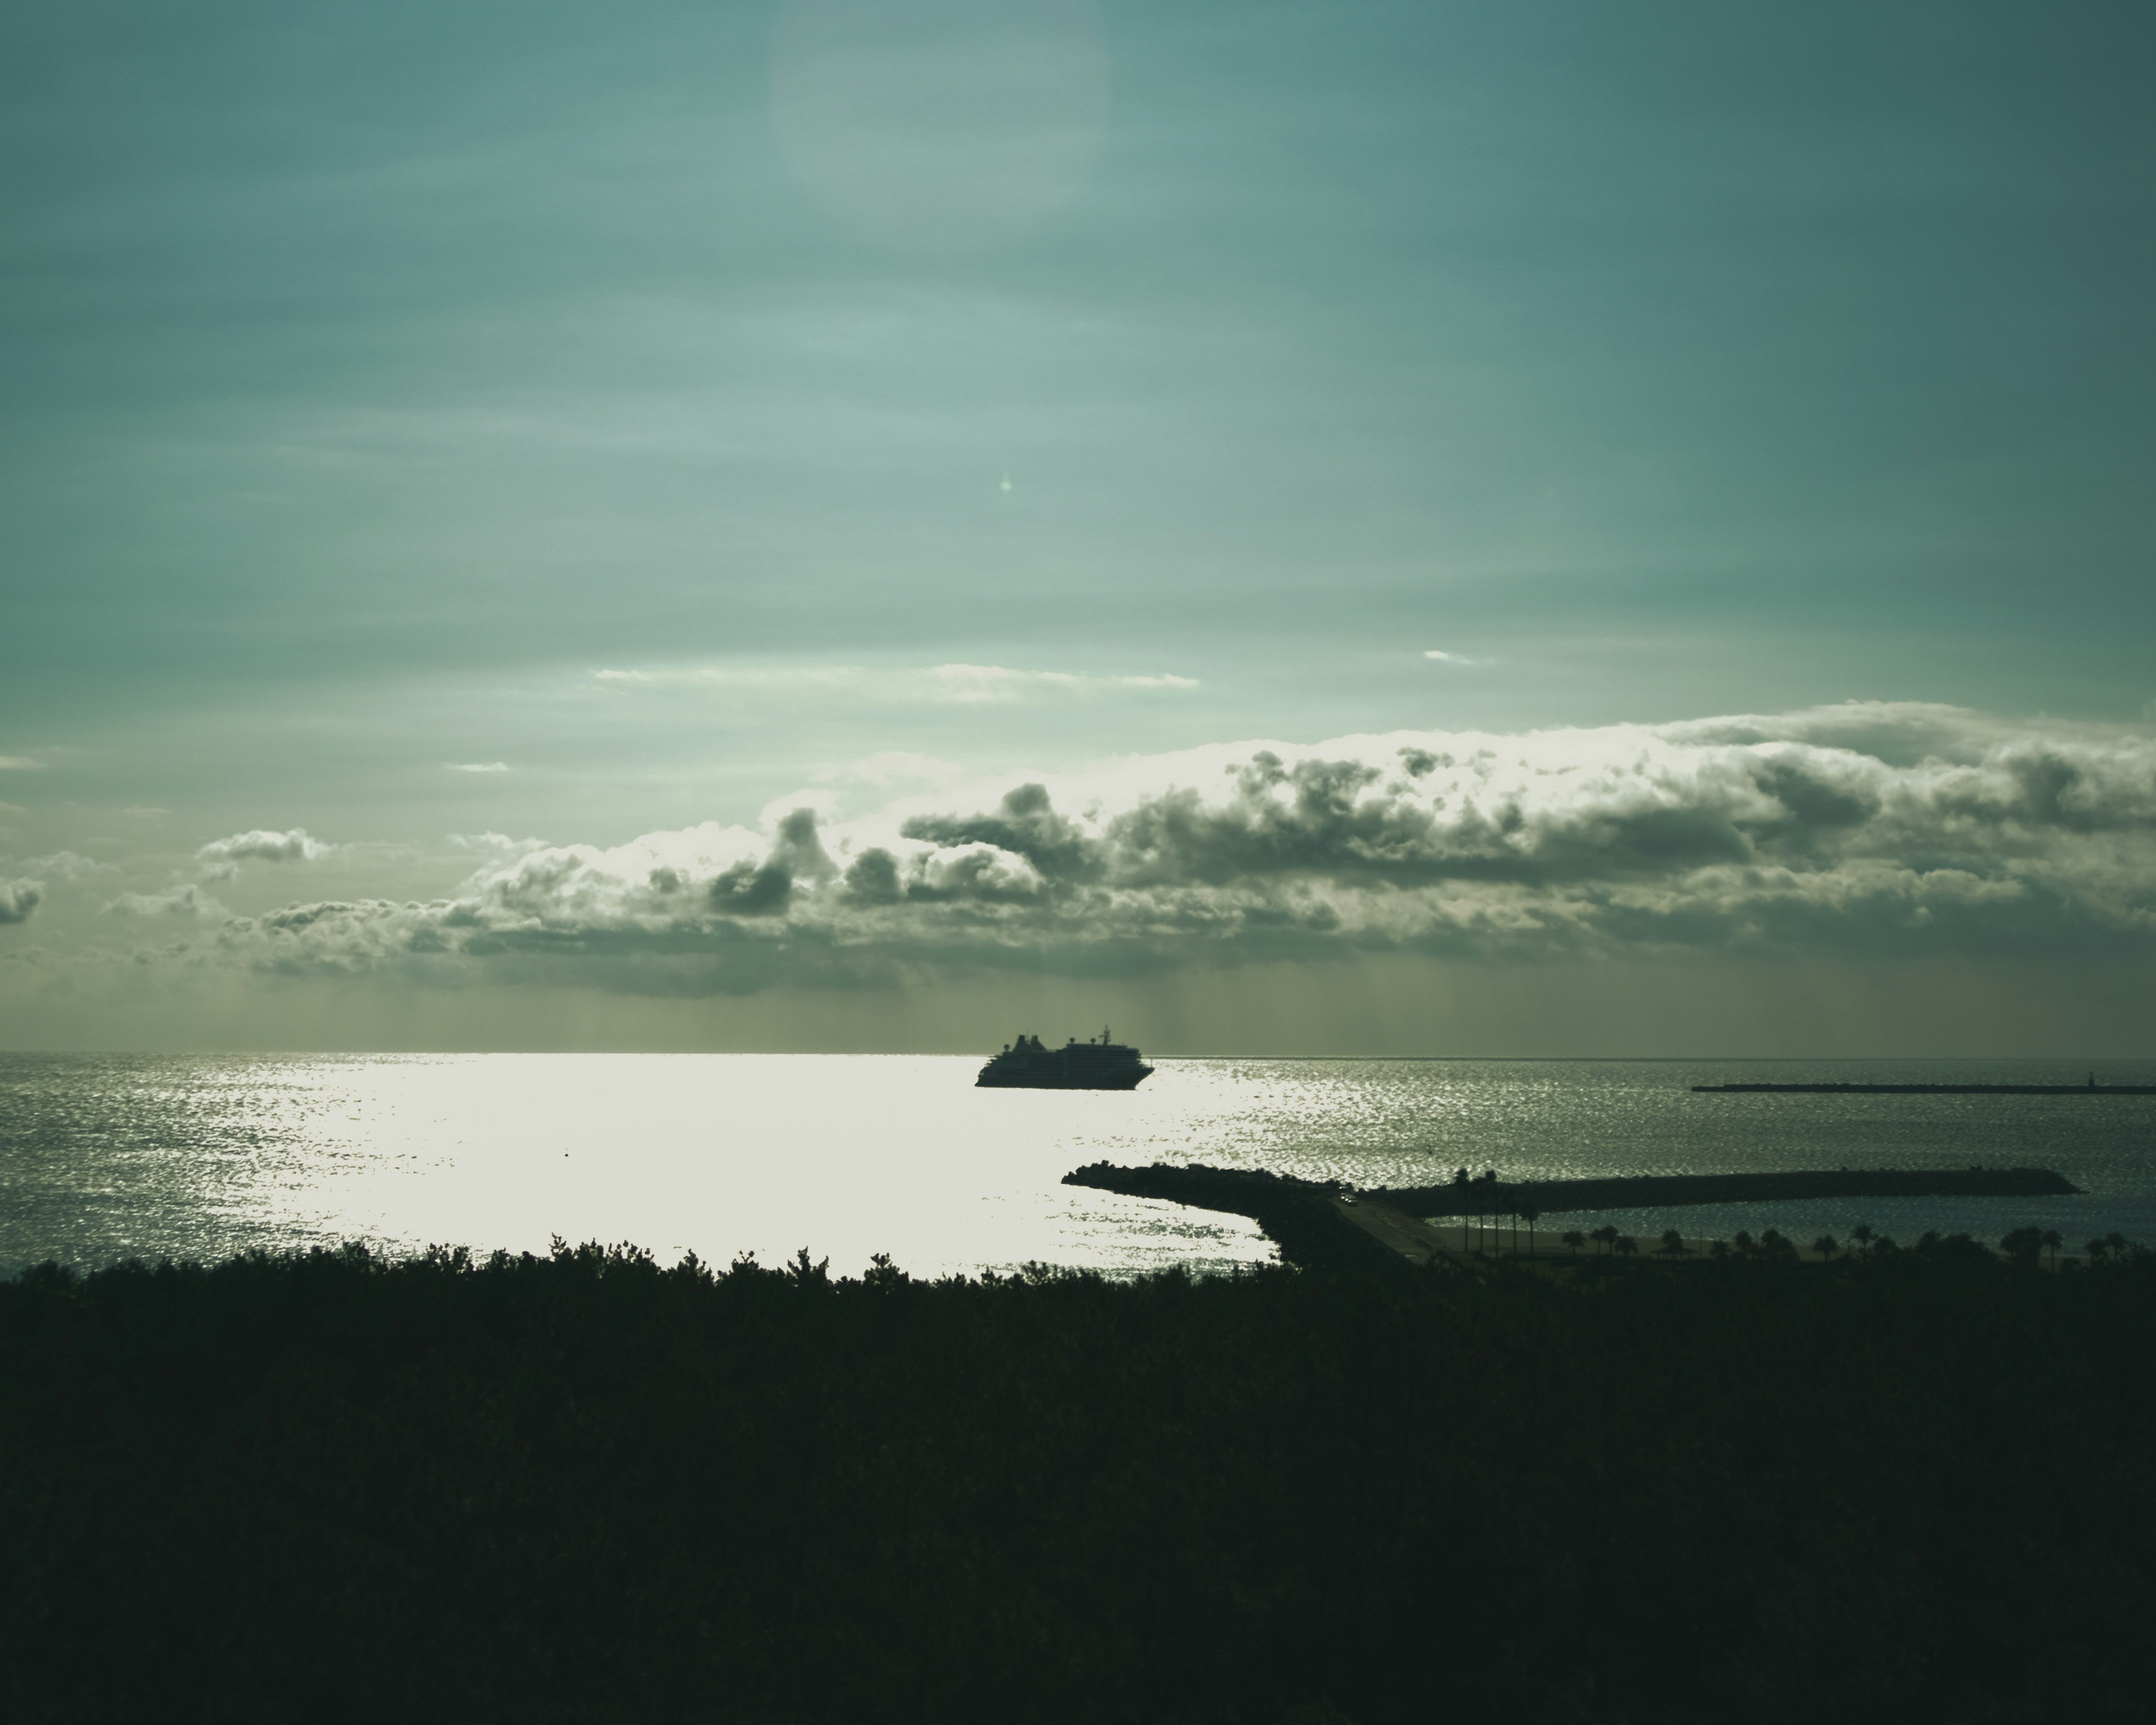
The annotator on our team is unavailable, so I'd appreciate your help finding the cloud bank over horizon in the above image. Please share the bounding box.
[93,702,2155,997]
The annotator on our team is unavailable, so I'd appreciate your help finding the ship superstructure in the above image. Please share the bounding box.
[975,1028,1154,1090]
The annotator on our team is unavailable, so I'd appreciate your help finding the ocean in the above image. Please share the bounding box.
[3,1053,2152,1280]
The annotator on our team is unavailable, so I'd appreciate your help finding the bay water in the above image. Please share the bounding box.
[3,1053,2152,1280]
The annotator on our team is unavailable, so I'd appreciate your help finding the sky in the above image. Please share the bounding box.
[2,0,2152,1055]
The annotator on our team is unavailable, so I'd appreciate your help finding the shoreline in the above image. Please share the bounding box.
[1377,1165,2079,1215]
[1067,1161,2093,1276]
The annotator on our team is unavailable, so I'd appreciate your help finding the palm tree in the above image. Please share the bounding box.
[1591,1225,1619,1257]
[2000,1226,2043,1263]
[2040,1229,2062,1271]
[2086,1237,2111,1267]
[1614,1235,1638,1258]
[1561,1229,1586,1257]
[1851,1224,1875,1257]
[1522,1203,1542,1260]
[1732,1230,1755,1259]
[1709,1239,1729,1262]
[1812,1235,1839,1262]
[1657,1229,1689,1259]
[1475,1169,1501,1254]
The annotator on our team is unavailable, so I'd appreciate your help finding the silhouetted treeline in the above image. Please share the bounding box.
[3,1238,2153,1722]
[1381,1164,2081,1214]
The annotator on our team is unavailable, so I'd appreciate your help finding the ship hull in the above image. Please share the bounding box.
[975,1066,1153,1090]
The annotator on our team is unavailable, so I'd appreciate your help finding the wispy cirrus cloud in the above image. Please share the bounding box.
[591,662,1199,705]
[926,664,1200,703]
[444,761,511,774]
[594,665,862,690]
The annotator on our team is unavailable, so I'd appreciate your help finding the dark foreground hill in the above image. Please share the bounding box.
[3,1238,2152,1723]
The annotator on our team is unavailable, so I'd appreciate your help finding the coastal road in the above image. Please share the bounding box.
[1328,1198,1473,1270]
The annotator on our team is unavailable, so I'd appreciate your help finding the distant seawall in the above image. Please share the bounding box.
[1693,1083,2156,1095]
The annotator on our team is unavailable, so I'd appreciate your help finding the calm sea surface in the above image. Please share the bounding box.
[4,1054,2154,1279]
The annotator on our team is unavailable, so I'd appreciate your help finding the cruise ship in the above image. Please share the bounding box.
[975,1028,1154,1090]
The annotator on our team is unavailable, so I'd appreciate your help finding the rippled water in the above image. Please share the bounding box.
[3,1053,2152,1277]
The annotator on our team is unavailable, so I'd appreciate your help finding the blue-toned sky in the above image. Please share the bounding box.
[3,0,2152,1053]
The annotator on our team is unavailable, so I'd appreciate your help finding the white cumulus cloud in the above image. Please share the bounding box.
[447,832,554,856]
[171,702,2156,994]
[196,828,333,879]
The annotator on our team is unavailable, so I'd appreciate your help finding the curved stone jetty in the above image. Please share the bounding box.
[1071,1162,2083,1233]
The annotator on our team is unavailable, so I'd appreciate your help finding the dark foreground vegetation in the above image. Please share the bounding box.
[4,1238,2154,1723]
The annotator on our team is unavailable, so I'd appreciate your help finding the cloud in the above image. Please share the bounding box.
[22,851,115,882]
[812,751,965,793]
[0,757,42,771]
[444,761,511,774]
[595,665,862,689]
[126,704,2156,992]
[0,879,40,924]
[196,828,332,879]
[592,662,1199,705]
[926,664,1200,703]
[0,801,25,818]
[447,832,552,856]
[107,884,226,920]
[1423,649,1487,665]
